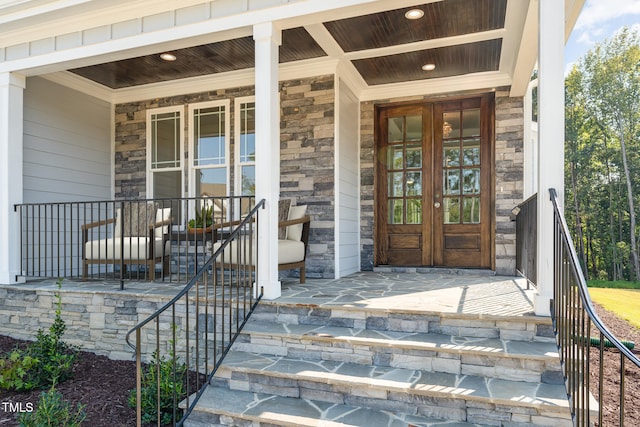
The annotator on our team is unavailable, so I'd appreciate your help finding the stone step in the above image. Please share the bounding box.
[207,350,571,426]
[252,301,555,342]
[233,321,562,383]
[185,386,486,427]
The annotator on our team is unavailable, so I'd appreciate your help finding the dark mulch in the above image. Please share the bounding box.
[0,339,137,427]
[589,303,640,426]
[1,305,639,426]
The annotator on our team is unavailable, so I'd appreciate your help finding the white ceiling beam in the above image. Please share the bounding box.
[360,71,511,102]
[509,0,538,97]
[344,28,506,61]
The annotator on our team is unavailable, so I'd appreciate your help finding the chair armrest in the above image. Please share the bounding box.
[278,216,311,228]
[147,217,174,231]
[81,217,116,231]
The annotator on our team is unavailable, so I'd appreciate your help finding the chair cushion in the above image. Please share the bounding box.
[278,239,305,264]
[155,207,171,238]
[287,205,307,241]
[211,238,304,265]
[85,237,168,261]
[123,202,157,237]
[278,199,291,240]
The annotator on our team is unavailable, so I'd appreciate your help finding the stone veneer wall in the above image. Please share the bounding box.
[359,88,524,275]
[0,285,169,360]
[493,88,524,274]
[114,75,335,278]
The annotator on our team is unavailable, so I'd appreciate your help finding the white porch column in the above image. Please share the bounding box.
[0,72,26,285]
[535,0,564,316]
[254,22,282,300]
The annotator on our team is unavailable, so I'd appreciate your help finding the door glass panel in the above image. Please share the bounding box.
[407,199,422,224]
[444,148,460,167]
[386,114,424,225]
[463,169,480,194]
[406,144,422,168]
[389,199,403,224]
[443,112,460,139]
[406,172,422,196]
[443,198,460,224]
[463,197,480,223]
[444,170,460,195]
[388,117,404,142]
[462,109,480,137]
[389,172,404,197]
[406,115,422,141]
[388,146,403,169]
[463,146,480,166]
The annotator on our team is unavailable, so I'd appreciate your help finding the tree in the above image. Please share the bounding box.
[578,28,640,281]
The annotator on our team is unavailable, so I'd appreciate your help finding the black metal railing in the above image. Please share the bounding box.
[514,193,537,286]
[550,188,640,426]
[15,196,254,288]
[125,198,265,427]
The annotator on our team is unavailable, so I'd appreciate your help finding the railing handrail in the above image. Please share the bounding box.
[125,198,265,426]
[550,187,640,368]
[124,198,265,347]
[13,195,243,208]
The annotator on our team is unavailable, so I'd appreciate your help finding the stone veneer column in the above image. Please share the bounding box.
[280,75,336,279]
[494,89,524,275]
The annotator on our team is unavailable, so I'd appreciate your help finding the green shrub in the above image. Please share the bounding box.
[128,350,188,425]
[0,279,77,391]
[18,387,86,427]
[0,349,38,391]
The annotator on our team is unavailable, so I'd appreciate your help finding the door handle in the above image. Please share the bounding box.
[434,202,441,208]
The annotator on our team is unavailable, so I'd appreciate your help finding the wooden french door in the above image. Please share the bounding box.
[376,95,494,268]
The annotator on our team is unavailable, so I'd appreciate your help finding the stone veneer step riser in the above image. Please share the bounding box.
[231,327,563,384]
[252,303,556,343]
[208,365,571,426]
[187,302,571,427]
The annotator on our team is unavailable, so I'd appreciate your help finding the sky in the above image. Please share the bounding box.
[565,0,640,74]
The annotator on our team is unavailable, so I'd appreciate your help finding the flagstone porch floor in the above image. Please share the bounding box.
[23,269,536,319]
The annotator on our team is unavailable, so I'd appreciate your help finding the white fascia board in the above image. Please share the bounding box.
[0,0,212,46]
[509,0,538,97]
[360,71,511,102]
[0,0,93,23]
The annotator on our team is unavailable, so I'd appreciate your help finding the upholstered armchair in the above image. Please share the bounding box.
[212,201,311,283]
[81,203,172,280]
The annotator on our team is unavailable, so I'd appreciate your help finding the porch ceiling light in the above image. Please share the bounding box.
[422,63,436,71]
[160,53,177,61]
[405,8,424,20]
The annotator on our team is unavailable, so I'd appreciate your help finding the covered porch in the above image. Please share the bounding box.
[0,0,582,318]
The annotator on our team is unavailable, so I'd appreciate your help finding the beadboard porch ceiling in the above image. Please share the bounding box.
[68,0,517,91]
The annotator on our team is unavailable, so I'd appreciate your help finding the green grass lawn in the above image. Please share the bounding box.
[587,279,640,289]
[586,287,640,329]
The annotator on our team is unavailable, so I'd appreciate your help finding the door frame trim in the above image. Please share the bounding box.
[373,93,496,269]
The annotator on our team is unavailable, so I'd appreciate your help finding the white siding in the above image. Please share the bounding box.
[335,78,360,277]
[23,76,111,202]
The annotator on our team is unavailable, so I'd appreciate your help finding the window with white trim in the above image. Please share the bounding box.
[189,101,230,198]
[235,98,256,196]
[147,107,184,200]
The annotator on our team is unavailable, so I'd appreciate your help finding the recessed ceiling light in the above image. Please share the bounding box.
[405,9,424,20]
[160,53,177,61]
[422,63,436,71]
